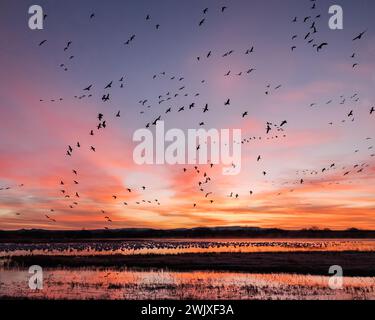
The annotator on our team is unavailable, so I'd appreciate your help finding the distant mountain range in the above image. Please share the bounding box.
[1,226,375,241]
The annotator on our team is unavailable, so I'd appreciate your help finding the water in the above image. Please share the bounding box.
[1,268,375,300]
[1,239,374,300]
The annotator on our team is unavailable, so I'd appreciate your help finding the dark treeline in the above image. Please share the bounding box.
[0,227,375,242]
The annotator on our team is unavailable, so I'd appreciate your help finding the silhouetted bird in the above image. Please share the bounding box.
[245,46,254,54]
[352,30,367,41]
[317,42,328,51]
[105,81,113,89]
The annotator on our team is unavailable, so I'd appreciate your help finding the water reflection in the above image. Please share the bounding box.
[1,267,374,300]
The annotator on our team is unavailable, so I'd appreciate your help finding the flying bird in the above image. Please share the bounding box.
[280,120,287,127]
[245,47,254,54]
[352,30,367,41]
[317,42,328,51]
[152,116,161,125]
[105,81,113,89]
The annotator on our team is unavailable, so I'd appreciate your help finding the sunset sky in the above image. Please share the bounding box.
[0,0,375,230]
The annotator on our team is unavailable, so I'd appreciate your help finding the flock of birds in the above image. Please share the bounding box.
[0,239,339,255]
[290,0,368,73]
[1,1,374,228]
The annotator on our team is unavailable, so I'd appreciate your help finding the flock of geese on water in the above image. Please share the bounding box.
[0,239,340,255]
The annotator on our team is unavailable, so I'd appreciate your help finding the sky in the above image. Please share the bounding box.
[0,0,374,230]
